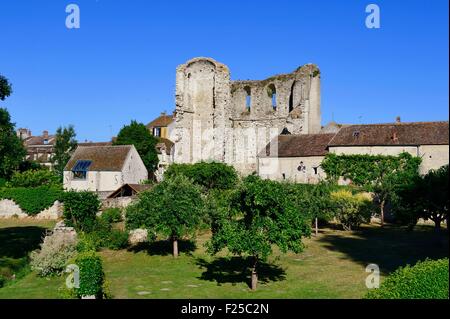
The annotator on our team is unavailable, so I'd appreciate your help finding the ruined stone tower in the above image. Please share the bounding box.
[171,57,321,174]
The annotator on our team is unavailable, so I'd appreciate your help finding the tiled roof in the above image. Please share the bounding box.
[146,113,174,128]
[64,145,133,171]
[156,137,174,154]
[24,136,56,146]
[261,133,336,158]
[328,121,449,147]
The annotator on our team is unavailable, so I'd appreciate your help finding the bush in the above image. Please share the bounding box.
[63,191,101,232]
[366,258,449,299]
[105,229,129,250]
[0,186,63,215]
[30,232,77,277]
[100,208,123,224]
[330,190,373,230]
[0,275,5,288]
[6,169,61,188]
[76,233,100,252]
[75,251,104,298]
[164,162,238,191]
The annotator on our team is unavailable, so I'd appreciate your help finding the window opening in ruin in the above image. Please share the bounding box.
[268,84,277,110]
[313,167,318,175]
[244,86,251,111]
[289,81,295,113]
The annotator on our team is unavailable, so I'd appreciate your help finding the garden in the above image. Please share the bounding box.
[0,156,449,299]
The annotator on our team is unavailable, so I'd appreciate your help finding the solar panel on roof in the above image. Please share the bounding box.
[72,160,92,172]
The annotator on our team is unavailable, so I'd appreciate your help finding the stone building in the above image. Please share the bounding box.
[17,129,56,167]
[259,121,449,182]
[63,145,148,198]
[171,57,321,174]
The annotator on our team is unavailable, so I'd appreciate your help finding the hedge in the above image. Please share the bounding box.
[366,258,449,299]
[0,186,63,215]
[75,251,105,298]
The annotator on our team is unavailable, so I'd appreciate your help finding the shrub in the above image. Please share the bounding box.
[0,275,5,288]
[100,208,123,224]
[164,162,238,191]
[0,187,63,215]
[105,229,129,250]
[30,232,77,277]
[6,169,61,188]
[76,233,100,252]
[366,258,449,299]
[63,191,101,232]
[75,251,105,298]
[330,190,373,230]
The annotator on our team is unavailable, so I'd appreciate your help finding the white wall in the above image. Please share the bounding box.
[328,145,418,157]
[418,145,449,174]
[258,156,325,183]
[121,146,148,184]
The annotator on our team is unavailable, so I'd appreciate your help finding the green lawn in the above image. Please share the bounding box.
[0,219,448,299]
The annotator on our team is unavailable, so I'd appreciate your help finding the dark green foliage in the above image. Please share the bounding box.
[0,178,6,188]
[393,165,448,229]
[51,125,77,178]
[100,208,123,224]
[164,162,239,191]
[106,229,129,250]
[207,175,311,261]
[75,251,105,298]
[0,187,63,215]
[0,108,26,179]
[113,120,158,175]
[0,275,5,288]
[0,75,12,101]
[6,169,61,188]
[62,191,101,232]
[366,258,449,299]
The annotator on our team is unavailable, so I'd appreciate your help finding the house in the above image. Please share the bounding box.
[258,133,335,183]
[63,145,148,198]
[154,137,174,181]
[107,183,152,198]
[17,129,56,167]
[146,111,175,139]
[258,121,449,182]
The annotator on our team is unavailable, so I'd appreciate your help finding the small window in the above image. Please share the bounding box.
[153,127,161,137]
[282,173,286,180]
[313,167,318,175]
[353,130,360,138]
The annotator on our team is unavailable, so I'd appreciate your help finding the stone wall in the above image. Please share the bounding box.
[172,57,321,175]
[0,199,63,219]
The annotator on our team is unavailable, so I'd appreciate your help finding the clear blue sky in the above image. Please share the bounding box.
[0,0,448,142]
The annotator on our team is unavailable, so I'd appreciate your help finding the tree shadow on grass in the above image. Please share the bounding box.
[127,239,197,256]
[318,224,449,275]
[0,226,47,259]
[195,256,286,289]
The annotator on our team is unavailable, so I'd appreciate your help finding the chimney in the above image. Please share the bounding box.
[161,111,166,116]
[43,130,49,139]
[396,116,401,123]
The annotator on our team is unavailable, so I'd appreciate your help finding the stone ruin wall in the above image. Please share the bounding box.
[172,57,321,175]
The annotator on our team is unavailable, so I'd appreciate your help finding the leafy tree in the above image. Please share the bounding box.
[126,174,204,257]
[0,108,26,179]
[51,125,77,177]
[62,191,101,232]
[321,152,421,225]
[206,175,311,290]
[6,169,61,188]
[394,165,449,230]
[164,162,239,191]
[0,75,12,101]
[114,121,159,177]
[330,190,373,230]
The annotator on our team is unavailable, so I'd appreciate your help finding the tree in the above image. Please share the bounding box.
[51,125,77,177]
[395,165,449,230]
[0,75,12,101]
[126,174,204,258]
[207,175,311,290]
[114,121,159,177]
[0,108,26,179]
[321,152,421,226]
[164,162,239,191]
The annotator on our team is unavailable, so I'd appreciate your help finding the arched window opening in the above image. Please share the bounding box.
[244,86,251,111]
[289,81,295,113]
[267,84,277,110]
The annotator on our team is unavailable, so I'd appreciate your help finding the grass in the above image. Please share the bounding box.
[0,219,56,290]
[0,219,448,299]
